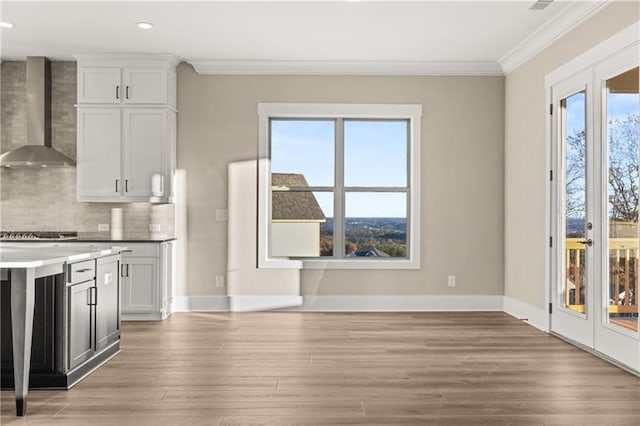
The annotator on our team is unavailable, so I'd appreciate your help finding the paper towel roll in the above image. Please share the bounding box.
[151,173,164,196]
[111,208,123,240]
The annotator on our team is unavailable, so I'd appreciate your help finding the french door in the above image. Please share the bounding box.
[551,45,639,372]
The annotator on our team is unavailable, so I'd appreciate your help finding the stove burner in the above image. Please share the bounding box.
[0,231,78,240]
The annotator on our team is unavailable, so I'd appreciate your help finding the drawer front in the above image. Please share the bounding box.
[68,260,95,284]
[122,243,159,258]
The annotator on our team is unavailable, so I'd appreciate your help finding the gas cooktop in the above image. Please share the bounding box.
[0,231,78,240]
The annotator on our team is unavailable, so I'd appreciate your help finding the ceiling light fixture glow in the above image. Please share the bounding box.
[136,22,153,30]
[0,21,15,28]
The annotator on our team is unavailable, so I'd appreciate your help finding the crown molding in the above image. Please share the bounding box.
[187,60,504,76]
[499,0,610,74]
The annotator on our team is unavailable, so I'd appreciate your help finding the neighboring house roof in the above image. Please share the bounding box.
[272,173,326,221]
[347,246,390,257]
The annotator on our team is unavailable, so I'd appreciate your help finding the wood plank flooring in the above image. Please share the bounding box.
[1,312,639,425]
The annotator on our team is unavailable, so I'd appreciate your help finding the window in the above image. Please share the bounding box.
[258,103,422,269]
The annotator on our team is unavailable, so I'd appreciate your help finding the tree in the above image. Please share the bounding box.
[565,113,639,224]
[608,114,639,222]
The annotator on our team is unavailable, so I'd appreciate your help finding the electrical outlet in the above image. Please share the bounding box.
[215,275,225,287]
[215,209,228,221]
[98,224,110,231]
[447,275,456,287]
[149,224,161,232]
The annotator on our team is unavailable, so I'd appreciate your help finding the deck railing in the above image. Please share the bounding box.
[565,238,638,314]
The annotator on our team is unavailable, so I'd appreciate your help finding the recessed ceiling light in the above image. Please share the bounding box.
[136,22,153,30]
[0,21,15,29]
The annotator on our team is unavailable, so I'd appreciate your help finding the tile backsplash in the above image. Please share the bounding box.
[0,60,175,238]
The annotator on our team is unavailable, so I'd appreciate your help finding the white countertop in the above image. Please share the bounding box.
[0,246,123,268]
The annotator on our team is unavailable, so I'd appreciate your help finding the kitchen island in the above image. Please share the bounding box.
[0,245,123,416]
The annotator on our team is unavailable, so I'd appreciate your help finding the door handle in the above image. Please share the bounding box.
[578,239,593,247]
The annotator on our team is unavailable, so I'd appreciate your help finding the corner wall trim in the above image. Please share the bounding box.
[172,296,230,312]
[229,295,304,312]
[503,296,548,332]
[282,295,504,312]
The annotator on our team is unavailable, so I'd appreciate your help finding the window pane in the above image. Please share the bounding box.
[270,189,333,257]
[561,91,587,314]
[271,120,334,187]
[344,192,407,258]
[344,120,408,187]
[606,66,639,333]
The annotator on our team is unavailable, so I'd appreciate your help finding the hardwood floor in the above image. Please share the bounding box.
[2,312,639,425]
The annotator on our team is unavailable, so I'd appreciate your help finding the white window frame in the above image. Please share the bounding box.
[258,103,422,269]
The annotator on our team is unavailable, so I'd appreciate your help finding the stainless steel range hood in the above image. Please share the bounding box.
[0,57,75,168]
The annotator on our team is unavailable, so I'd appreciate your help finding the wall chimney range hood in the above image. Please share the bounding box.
[0,57,75,168]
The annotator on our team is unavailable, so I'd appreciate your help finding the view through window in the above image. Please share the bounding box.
[270,118,410,259]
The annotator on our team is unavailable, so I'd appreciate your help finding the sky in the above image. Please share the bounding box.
[271,119,408,218]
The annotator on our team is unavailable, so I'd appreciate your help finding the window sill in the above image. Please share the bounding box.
[259,257,420,270]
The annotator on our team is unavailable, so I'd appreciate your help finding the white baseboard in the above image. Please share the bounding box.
[169,295,548,334]
[229,295,303,312]
[503,296,548,332]
[171,296,230,312]
[284,295,504,312]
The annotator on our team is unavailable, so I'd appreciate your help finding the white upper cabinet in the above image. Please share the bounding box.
[76,108,122,198]
[75,54,177,107]
[78,67,122,104]
[123,68,168,104]
[75,54,178,203]
[123,109,170,198]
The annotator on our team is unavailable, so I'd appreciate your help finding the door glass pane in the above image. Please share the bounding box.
[270,119,335,186]
[606,66,639,333]
[344,120,408,187]
[344,192,407,258]
[562,91,588,314]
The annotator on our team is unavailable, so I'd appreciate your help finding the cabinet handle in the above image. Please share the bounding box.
[126,86,129,99]
[121,264,126,277]
[125,179,129,192]
[127,264,130,277]
[93,287,98,306]
[116,85,120,100]
[75,268,92,273]
[116,179,120,193]
[87,287,96,306]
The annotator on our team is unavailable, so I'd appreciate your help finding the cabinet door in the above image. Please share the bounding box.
[122,257,158,313]
[123,68,168,104]
[77,108,122,201]
[96,256,120,352]
[68,280,95,370]
[122,109,166,199]
[78,67,122,104]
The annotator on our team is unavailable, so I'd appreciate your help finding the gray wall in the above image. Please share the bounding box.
[177,69,505,297]
[0,61,174,238]
[504,1,640,309]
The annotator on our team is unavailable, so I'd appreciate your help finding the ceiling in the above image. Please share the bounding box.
[0,1,610,75]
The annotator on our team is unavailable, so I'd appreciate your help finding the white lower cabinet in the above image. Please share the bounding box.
[120,242,174,321]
